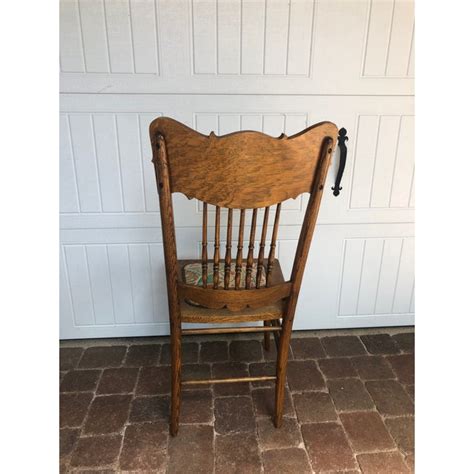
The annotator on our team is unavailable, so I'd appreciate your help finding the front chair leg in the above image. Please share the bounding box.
[274,317,293,428]
[169,324,182,436]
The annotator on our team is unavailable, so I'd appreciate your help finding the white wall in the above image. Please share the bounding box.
[60,0,414,339]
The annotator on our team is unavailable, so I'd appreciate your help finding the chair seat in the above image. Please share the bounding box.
[178,259,285,323]
[183,261,267,289]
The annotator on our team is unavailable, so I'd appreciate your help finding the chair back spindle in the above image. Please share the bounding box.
[224,208,233,289]
[213,206,221,289]
[246,209,258,289]
[235,209,245,289]
[201,204,283,291]
[202,202,208,288]
[256,207,270,288]
[266,203,282,287]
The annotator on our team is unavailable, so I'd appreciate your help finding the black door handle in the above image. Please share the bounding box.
[332,128,348,197]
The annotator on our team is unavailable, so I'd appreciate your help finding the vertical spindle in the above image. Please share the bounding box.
[245,209,258,289]
[266,203,281,287]
[256,206,270,288]
[235,209,246,289]
[202,202,208,288]
[224,208,233,289]
[213,206,221,289]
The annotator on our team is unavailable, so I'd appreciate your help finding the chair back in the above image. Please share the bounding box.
[150,117,338,314]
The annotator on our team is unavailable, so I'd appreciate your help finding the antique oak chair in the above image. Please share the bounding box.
[150,117,339,436]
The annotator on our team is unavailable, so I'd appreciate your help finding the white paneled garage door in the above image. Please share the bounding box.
[60,0,414,339]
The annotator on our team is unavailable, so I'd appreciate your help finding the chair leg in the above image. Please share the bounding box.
[169,324,182,436]
[263,321,271,351]
[274,317,292,428]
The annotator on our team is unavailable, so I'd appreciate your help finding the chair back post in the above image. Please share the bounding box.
[286,136,335,322]
[274,136,334,428]
[151,134,182,329]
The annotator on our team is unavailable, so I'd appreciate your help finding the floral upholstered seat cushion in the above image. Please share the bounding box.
[183,262,266,307]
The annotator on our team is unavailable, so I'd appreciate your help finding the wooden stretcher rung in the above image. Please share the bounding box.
[182,326,281,336]
[182,375,276,386]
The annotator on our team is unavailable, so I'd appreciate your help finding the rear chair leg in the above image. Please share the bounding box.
[169,324,182,436]
[263,321,271,351]
[274,317,292,428]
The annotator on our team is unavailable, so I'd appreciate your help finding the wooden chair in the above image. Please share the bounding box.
[150,117,339,436]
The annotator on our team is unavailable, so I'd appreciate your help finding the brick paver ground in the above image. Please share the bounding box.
[60,328,414,473]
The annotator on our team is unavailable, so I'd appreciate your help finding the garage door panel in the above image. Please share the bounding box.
[59,1,414,338]
[77,0,109,73]
[355,238,385,315]
[129,0,160,74]
[348,114,414,211]
[107,244,135,324]
[391,237,415,314]
[128,244,157,323]
[60,115,81,213]
[60,0,85,72]
[60,238,171,338]
[60,223,414,338]
[60,249,76,328]
[85,245,116,325]
[389,115,415,208]
[315,0,414,94]
[60,0,413,95]
[92,114,123,212]
[293,225,414,330]
[385,0,415,77]
[60,94,414,230]
[67,114,102,212]
[104,0,135,73]
[63,245,96,326]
